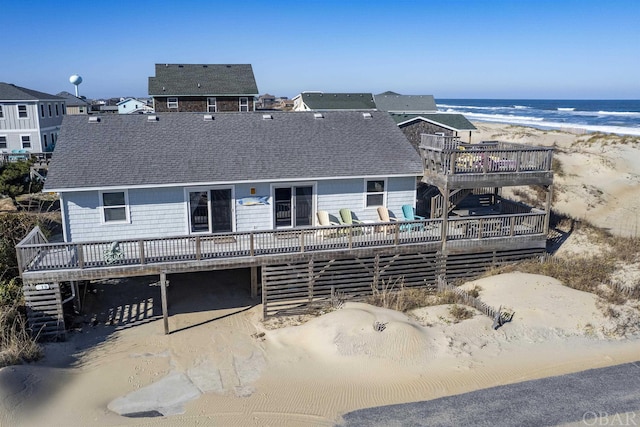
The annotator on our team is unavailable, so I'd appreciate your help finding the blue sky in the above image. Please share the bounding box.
[3,0,639,99]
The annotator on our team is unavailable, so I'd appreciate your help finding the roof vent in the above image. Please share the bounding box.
[162,86,165,91]
[88,116,100,123]
[178,64,183,68]
[362,112,373,119]
[203,114,214,121]
[203,65,208,68]
[262,114,273,120]
[147,115,158,122]
[313,112,324,119]
[197,83,201,88]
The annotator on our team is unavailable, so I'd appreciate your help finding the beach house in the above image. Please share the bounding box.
[17,111,553,338]
[148,64,259,113]
[0,83,66,154]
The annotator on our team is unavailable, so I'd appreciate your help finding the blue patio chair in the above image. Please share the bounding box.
[401,205,425,231]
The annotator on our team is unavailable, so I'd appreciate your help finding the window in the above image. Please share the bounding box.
[239,97,249,112]
[0,105,3,118]
[43,134,48,148]
[365,179,385,207]
[18,105,28,118]
[79,106,84,113]
[40,104,45,118]
[207,97,217,113]
[167,98,178,109]
[48,104,52,117]
[101,191,129,223]
[21,135,31,149]
[62,104,66,115]
[0,136,6,149]
[55,103,59,116]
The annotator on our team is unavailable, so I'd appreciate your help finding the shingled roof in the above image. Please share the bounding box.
[148,64,259,96]
[391,113,477,131]
[0,83,64,101]
[374,93,437,113]
[296,93,377,110]
[45,111,423,191]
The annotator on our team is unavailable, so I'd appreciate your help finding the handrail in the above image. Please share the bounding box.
[16,212,547,274]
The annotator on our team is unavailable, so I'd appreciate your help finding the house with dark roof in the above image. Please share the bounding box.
[373,92,476,150]
[0,83,66,153]
[391,113,477,152]
[373,92,437,113]
[56,91,92,115]
[148,64,259,113]
[45,111,422,242]
[292,92,377,111]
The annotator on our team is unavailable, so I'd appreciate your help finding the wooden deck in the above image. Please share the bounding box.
[419,135,554,188]
[17,212,546,284]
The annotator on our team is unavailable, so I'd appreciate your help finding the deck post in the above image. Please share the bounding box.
[251,266,258,298]
[441,185,450,252]
[544,184,553,234]
[160,271,169,335]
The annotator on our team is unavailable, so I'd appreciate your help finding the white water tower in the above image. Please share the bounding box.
[69,74,83,97]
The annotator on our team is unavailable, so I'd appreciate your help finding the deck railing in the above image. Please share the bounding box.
[16,212,546,275]
[419,135,553,175]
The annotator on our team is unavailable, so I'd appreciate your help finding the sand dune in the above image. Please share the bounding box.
[1,123,640,426]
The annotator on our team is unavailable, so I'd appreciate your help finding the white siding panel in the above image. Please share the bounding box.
[235,183,272,231]
[65,188,186,242]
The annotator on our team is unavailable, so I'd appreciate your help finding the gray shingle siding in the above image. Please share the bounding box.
[45,111,423,191]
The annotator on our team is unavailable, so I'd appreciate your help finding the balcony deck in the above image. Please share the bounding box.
[419,135,554,189]
[17,212,547,284]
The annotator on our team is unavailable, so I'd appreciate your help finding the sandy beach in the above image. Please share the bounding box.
[2,122,640,427]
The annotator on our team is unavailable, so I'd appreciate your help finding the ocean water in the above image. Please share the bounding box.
[437,99,640,136]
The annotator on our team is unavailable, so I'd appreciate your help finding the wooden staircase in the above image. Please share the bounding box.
[430,189,472,218]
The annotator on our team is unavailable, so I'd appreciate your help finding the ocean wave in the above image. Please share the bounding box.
[438,104,504,111]
[513,105,530,109]
[470,116,640,136]
[596,110,640,117]
[557,107,575,111]
[461,112,545,122]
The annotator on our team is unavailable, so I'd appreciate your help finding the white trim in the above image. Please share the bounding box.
[184,185,235,234]
[239,97,249,112]
[207,97,217,113]
[59,193,69,242]
[98,189,131,224]
[20,134,32,149]
[17,104,29,119]
[167,98,178,109]
[363,177,387,209]
[44,173,421,194]
[270,181,317,228]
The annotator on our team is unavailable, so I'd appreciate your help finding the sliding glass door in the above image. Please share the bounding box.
[188,188,233,233]
[274,185,313,228]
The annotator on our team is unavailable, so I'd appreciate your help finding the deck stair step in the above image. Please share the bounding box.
[430,189,472,217]
[23,282,66,340]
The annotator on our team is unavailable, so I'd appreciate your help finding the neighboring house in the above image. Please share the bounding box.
[117,98,154,114]
[391,113,477,152]
[148,64,259,113]
[373,92,476,150]
[45,111,422,243]
[292,92,377,111]
[56,91,92,115]
[257,93,277,110]
[373,91,437,114]
[0,82,66,153]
